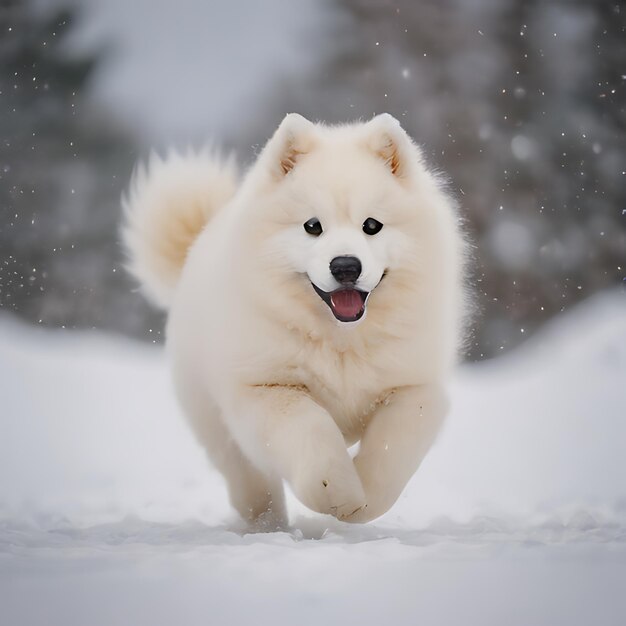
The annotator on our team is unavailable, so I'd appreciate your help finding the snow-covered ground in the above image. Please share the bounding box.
[1,290,625,625]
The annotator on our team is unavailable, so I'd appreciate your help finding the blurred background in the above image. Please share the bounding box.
[0,0,624,358]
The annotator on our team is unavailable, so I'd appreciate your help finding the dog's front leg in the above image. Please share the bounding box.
[345,384,448,523]
[229,386,366,520]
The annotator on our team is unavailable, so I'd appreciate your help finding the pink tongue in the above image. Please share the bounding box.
[330,290,363,318]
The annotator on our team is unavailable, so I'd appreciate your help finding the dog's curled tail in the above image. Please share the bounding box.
[122,150,237,309]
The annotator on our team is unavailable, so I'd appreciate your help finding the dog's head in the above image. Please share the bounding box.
[241,113,460,332]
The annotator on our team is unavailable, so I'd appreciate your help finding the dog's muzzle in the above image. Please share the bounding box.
[311,284,369,323]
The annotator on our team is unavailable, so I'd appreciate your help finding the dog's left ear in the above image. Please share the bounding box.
[266,113,316,179]
[365,113,414,179]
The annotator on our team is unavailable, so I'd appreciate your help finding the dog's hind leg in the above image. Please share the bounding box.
[213,439,287,530]
[182,393,287,527]
[215,432,287,528]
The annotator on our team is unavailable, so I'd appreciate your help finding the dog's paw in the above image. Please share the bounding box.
[323,477,368,521]
[337,502,380,524]
[291,456,366,519]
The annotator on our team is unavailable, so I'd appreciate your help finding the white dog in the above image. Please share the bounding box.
[123,113,466,525]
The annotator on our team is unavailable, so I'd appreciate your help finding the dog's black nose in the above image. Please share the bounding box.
[330,256,362,285]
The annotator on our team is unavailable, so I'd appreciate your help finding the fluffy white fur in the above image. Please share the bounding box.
[122,150,237,308]
[123,113,466,526]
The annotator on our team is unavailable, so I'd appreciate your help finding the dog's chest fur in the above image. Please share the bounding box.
[282,336,396,444]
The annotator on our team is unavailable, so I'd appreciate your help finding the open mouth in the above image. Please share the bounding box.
[311,284,369,323]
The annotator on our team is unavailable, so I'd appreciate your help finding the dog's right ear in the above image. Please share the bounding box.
[265,113,316,179]
[364,113,415,180]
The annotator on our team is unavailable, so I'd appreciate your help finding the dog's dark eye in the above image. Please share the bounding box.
[363,217,384,236]
[303,218,323,236]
